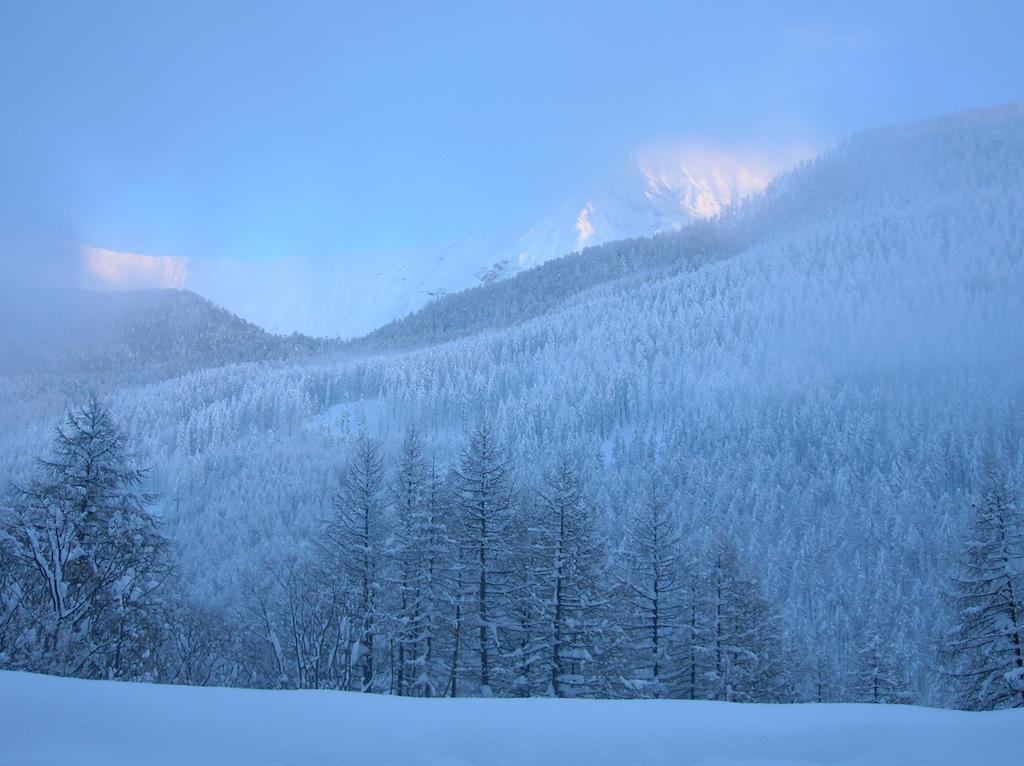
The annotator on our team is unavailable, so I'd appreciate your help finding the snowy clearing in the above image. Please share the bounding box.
[0,671,1018,766]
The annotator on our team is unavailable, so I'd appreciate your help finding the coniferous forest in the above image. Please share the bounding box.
[4,6,1024,764]
[2,107,1024,713]
[2,395,1022,709]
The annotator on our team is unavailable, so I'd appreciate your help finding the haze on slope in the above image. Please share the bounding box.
[0,105,1021,704]
[356,104,1024,356]
[75,147,783,338]
[0,288,331,380]
[337,104,1024,701]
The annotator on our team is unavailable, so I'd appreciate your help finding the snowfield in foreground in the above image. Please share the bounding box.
[0,672,1019,766]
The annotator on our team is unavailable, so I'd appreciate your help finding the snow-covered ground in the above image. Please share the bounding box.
[0,671,1017,766]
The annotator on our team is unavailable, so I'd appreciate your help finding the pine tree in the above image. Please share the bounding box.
[323,429,388,692]
[504,501,544,697]
[1,397,171,679]
[391,426,455,697]
[450,419,515,695]
[391,425,427,695]
[807,650,839,703]
[944,473,1024,709]
[702,538,792,702]
[854,633,912,704]
[674,569,712,700]
[531,455,606,697]
[617,486,686,697]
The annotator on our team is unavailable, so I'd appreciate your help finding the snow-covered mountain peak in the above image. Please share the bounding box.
[633,146,774,218]
[75,145,799,337]
[515,146,795,269]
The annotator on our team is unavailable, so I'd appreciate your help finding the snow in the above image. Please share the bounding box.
[0,671,1019,766]
[76,148,783,338]
[514,144,786,271]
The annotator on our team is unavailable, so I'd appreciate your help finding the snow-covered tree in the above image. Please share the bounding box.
[673,569,712,700]
[162,598,241,687]
[854,633,912,704]
[239,557,354,690]
[702,538,793,702]
[391,425,428,695]
[0,397,171,679]
[503,498,544,697]
[322,428,388,692]
[617,486,686,697]
[944,473,1024,709]
[450,419,515,695]
[391,426,456,697]
[527,456,608,696]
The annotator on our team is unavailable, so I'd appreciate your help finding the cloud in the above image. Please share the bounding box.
[79,246,190,290]
[630,141,818,213]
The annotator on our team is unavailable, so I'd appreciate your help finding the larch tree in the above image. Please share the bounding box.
[391,426,456,697]
[617,485,686,697]
[532,455,605,697]
[674,568,712,700]
[854,632,912,704]
[702,538,793,702]
[0,397,171,680]
[323,428,388,692]
[450,418,515,696]
[944,473,1024,709]
[391,425,428,695]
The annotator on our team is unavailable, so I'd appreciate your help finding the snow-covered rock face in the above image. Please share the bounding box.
[635,148,773,219]
[77,148,791,338]
[514,146,784,270]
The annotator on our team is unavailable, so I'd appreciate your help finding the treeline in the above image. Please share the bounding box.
[352,218,736,353]
[0,288,334,381]
[1,399,1022,709]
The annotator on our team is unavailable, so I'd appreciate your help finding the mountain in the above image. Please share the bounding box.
[511,145,778,270]
[2,105,1023,705]
[0,287,332,380]
[350,217,735,352]
[76,148,780,338]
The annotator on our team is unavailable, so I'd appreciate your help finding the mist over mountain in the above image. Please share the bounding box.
[75,148,779,338]
[5,2,1024,760]
[0,287,332,380]
[2,105,1023,713]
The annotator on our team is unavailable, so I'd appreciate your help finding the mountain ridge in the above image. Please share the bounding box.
[1,104,1023,706]
[0,287,335,379]
[75,148,779,338]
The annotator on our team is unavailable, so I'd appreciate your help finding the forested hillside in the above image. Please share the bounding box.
[351,218,737,351]
[0,288,335,379]
[1,105,1023,708]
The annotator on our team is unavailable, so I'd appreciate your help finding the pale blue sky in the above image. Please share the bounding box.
[2,1,1022,278]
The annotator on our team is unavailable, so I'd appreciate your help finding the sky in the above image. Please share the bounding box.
[2,0,1023,283]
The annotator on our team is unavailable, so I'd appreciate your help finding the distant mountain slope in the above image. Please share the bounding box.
[349,219,738,352]
[1,105,1022,706]
[511,145,779,271]
[76,149,779,337]
[353,103,1024,353]
[0,288,333,378]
